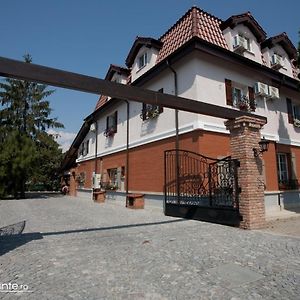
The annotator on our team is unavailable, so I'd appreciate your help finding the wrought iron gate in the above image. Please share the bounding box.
[164,150,241,225]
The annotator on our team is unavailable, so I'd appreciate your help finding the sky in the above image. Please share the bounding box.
[0,0,299,151]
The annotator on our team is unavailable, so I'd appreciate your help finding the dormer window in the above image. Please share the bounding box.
[138,52,148,69]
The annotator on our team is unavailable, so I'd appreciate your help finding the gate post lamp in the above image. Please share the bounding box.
[253,137,270,157]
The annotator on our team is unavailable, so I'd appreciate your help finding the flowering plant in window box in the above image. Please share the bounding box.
[147,108,160,119]
[140,107,160,120]
[293,119,300,128]
[104,127,116,137]
[237,96,251,111]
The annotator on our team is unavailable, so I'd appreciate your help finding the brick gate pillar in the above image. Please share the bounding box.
[225,116,267,229]
[69,168,77,197]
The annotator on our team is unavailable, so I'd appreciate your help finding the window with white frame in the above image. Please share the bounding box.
[232,87,243,107]
[244,36,251,51]
[85,140,89,155]
[104,111,118,137]
[138,52,148,69]
[277,153,289,183]
[293,104,300,121]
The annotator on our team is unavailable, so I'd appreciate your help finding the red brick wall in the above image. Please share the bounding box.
[76,160,95,189]
[72,130,300,194]
[262,142,278,191]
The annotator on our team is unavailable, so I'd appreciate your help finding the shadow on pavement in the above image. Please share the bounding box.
[43,218,188,237]
[0,219,187,256]
[0,232,43,256]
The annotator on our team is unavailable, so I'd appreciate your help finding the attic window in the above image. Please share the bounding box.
[138,52,148,69]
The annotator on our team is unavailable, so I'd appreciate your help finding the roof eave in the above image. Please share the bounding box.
[221,14,267,43]
[132,36,299,91]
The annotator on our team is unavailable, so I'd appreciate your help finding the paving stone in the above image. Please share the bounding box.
[0,195,299,299]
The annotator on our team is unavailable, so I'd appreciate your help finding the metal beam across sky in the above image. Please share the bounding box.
[0,56,266,122]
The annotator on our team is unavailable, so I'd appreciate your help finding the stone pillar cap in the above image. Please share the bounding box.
[225,115,267,130]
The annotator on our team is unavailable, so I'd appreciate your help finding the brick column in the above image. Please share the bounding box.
[225,116,267,229]
[69,168,77,197]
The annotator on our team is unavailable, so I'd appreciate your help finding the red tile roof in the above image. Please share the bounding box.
[95,94,108,110]
[157,7,228,63]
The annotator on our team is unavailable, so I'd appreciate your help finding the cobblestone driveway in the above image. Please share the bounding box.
[0,195,299,299]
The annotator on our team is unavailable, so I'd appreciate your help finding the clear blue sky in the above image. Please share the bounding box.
[0,0,299,147]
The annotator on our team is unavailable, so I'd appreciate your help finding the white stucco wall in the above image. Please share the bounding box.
[77,48,300,163]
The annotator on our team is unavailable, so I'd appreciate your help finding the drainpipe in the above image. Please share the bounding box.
[94,120,98,177]
[124,100,130,199]
[166,61,180,204]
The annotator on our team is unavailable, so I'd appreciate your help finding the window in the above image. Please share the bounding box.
[293,105,300,121]
[121,166,126,180]
[103,168,118,190]
[140,88,164,120]
[225,79,255,111]
[85,140,89,155]
[232,87,242,107]
[78,145,83,157]
[232,86,255,111]
[76,172,85,189]
[287,98,300,127]
[277,152,299,190]
[244,37,251,51]
[277,153,289,183]
[138,52,148,69]
[104,111,118,137]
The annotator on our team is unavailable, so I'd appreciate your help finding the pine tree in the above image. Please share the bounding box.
[0,54,64,198]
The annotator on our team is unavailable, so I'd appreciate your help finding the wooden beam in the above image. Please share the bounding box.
[0,56,266,121]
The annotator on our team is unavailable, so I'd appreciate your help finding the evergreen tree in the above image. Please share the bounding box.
[0,131,37,198]
[31,131,63,191]
[0,54,64,198]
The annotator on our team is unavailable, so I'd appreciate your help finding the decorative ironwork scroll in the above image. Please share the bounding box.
[164,150,239,209]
